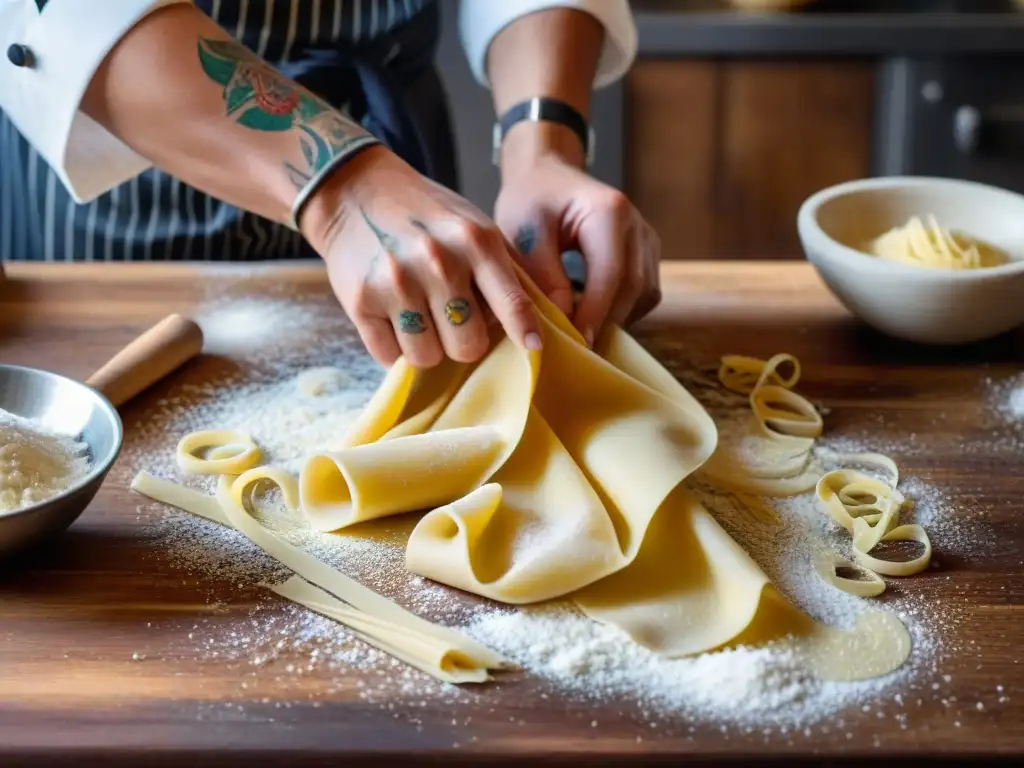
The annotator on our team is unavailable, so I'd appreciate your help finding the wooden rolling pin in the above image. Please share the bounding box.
[86,313,204,408]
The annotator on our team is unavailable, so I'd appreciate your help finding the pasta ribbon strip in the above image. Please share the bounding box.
[853,524,932,577]
[176,430,263,475]
[814,467,933,595]
[813,551,886,598]
[131,468,509,684]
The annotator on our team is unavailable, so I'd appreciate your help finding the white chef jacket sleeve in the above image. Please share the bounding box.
[0,0,193,204]
[458,0,637,90]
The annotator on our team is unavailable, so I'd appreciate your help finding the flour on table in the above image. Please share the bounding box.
[120,287,1001,737]
[0,407,91,513]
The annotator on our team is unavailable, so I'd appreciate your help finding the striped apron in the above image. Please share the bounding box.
[0,0,457,262]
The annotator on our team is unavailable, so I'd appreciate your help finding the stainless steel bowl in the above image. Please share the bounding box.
[0,364,123,557]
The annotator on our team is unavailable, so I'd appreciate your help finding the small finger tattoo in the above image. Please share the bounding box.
[445,298,471,326]
[398,310,427,334]
[514,223,537,256]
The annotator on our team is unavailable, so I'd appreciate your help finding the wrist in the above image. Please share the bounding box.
[298,144,393,255]
[499,121,587,177]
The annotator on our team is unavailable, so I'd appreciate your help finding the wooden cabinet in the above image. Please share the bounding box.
[626,60,876,259]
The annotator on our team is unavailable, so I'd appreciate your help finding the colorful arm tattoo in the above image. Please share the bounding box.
[197,37,372,189]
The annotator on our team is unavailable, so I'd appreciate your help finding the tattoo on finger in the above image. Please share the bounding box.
[398,310,427,334]
[513,223,538,256]
[445,298,472,326]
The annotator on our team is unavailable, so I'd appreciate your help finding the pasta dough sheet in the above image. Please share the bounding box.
[296,265,911,681]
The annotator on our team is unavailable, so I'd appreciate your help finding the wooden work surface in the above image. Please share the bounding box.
[0,261,1022,766]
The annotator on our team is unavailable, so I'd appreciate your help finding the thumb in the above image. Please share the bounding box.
[504,217,574,317]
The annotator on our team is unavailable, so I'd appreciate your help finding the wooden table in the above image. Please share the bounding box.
[1,261,1022,766]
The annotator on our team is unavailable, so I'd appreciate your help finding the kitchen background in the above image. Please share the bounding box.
[434,0,1024,260]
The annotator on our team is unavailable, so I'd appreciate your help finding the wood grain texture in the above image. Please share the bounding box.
[625,59,719,260]
[625,60,875,260]
[1,261,1023,766]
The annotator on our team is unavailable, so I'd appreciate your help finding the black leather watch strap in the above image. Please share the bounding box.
[493,97,594,166]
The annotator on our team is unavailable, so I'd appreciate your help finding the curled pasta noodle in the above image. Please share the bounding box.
[719,354,801,395]
[815,466,933,595]
[699,352,823,497]
[130,468,509,684]
[852,524,932,577]
[232,466,301,513]
[813,551,886,598]
[816,469,904,554]
[176,430,263,475]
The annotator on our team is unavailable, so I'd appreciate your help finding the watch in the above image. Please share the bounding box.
[493,97,595,167]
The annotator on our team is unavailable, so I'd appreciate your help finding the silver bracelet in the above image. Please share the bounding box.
[288,135,383,232]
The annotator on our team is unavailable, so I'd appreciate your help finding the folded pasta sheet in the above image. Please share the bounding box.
[295,266,911,681]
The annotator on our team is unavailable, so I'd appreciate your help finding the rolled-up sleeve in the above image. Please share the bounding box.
[0,0,192,203]
[458,0,637,91]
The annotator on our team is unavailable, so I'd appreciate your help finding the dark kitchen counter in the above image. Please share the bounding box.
[633,0,1024,56]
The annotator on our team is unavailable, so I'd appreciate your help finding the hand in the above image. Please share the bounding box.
[300,146,543,369]
[495,153,661,347]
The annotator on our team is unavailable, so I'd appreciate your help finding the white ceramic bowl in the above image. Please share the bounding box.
[797,176,1024,345]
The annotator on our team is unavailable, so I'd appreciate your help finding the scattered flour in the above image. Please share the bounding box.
[0,407,91,512]
[118,283,1001,737]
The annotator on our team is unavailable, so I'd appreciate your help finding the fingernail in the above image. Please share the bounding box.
[525,332,543,351]
[583,327,594,348]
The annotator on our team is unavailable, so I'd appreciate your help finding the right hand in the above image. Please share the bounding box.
[301,147,543,369]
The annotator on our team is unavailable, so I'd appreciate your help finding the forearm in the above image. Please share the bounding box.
[486,8,603,172]
[80,3,373,226]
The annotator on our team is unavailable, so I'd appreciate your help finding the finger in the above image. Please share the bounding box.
[355,315,402,367]
[380,257,445,369]
[464,229,543,352]
[626,226,663,326]
[509,218,574,316]
[572,194,632,346]
[414,240,490,363]
[608,221,646,327]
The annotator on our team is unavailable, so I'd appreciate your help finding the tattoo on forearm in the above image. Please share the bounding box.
[445,298,471,326]
[514,223,538,256]
[197,38,370,188]
[399,310,427,334]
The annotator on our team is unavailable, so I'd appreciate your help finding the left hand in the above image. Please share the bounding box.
[494,155,661,347]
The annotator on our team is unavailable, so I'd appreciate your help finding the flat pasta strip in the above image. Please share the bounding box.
[130,470,509,683]
[270,577,495,684]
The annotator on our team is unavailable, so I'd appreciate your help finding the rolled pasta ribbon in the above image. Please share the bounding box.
[719,353,801,395]
[853,524,932,577]
[231,466,301,513]
[703,352,824,497]
[813,551,886,598]
[818,450,900,486]
[816,469,904,554]
[176,430,263,475]
[130,469,509,684]
[751,385,824,445]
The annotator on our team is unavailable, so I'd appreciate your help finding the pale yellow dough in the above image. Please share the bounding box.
[140,269,913,683]
[131,469,509,684]
[292,267,910,680]
[176,430,263,475]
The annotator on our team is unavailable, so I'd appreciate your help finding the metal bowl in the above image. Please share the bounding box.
[0,364,123,557]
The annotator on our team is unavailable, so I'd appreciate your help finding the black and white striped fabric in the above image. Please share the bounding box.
[0,0,451,262]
